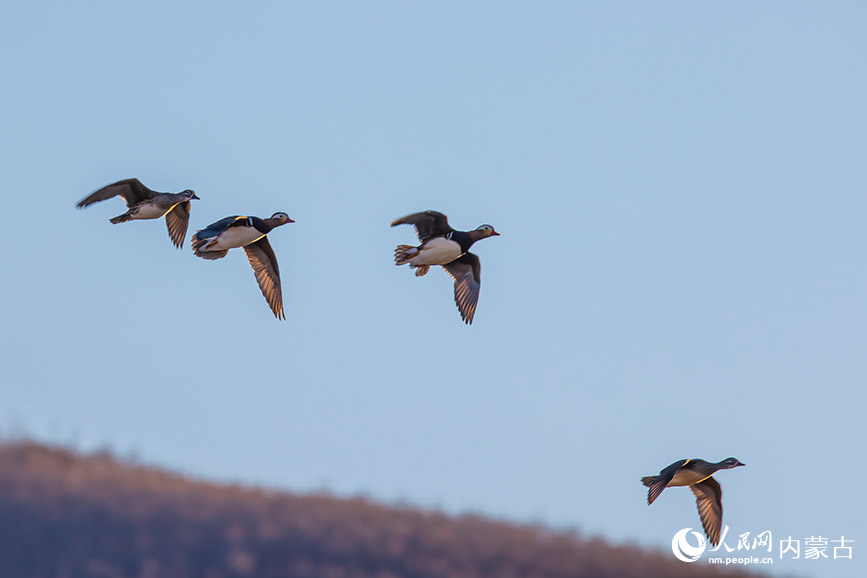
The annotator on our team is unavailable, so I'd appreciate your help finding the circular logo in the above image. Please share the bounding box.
[672,528,707,562]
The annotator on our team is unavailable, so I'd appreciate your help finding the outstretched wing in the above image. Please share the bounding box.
[391,211,453,242]
[243,236,284,320]
[442,253,481,324]
[164,202,191,249]
[690,477,723,546]
[76,178,156,209]
[645,459,690,505]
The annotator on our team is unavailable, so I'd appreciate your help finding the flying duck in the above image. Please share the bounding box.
[642,457,745,546]
[76,178,199,248]
[191,213,294,320]
[391,210,500,324]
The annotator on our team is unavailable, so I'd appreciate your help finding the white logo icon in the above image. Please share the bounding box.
[672,528,707,562]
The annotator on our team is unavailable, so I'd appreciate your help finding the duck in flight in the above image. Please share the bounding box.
[192,212,294,320]
[391,210,499,324]
[76,178,199,248]
[642,457,745,546]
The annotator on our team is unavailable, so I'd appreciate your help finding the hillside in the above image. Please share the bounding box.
[0,441,761,578]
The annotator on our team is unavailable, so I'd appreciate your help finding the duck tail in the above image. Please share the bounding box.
[191,232,228,260]
[394,244,418,266]
[641,476,656,487]
[110,212,132,224]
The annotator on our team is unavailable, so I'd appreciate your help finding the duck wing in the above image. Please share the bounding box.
[76,178,156,209]
[644,459,690,505]
[164,201,191,248]
[193,215,249,241]
[191,216,245,259]
[690,476,723,546]
[200,216,246,236]
[442,252,481,324]
[243,236,284,320]
[391,211,453,242]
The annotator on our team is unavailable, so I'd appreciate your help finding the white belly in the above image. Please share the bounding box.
[132,203,171,220]
[408,237,463,266]
[208,226,265,251]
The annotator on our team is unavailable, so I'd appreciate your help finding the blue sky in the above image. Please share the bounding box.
[1,2,864,576]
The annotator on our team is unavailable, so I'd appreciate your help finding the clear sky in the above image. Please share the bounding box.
[1,2,864,577]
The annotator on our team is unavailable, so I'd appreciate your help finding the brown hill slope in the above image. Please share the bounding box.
[0,441,760,578]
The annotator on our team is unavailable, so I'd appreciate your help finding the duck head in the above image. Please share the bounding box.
[719,457,746,469]
[182,189,200,200]
[268,212,295,227]
[469,224,500,241]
